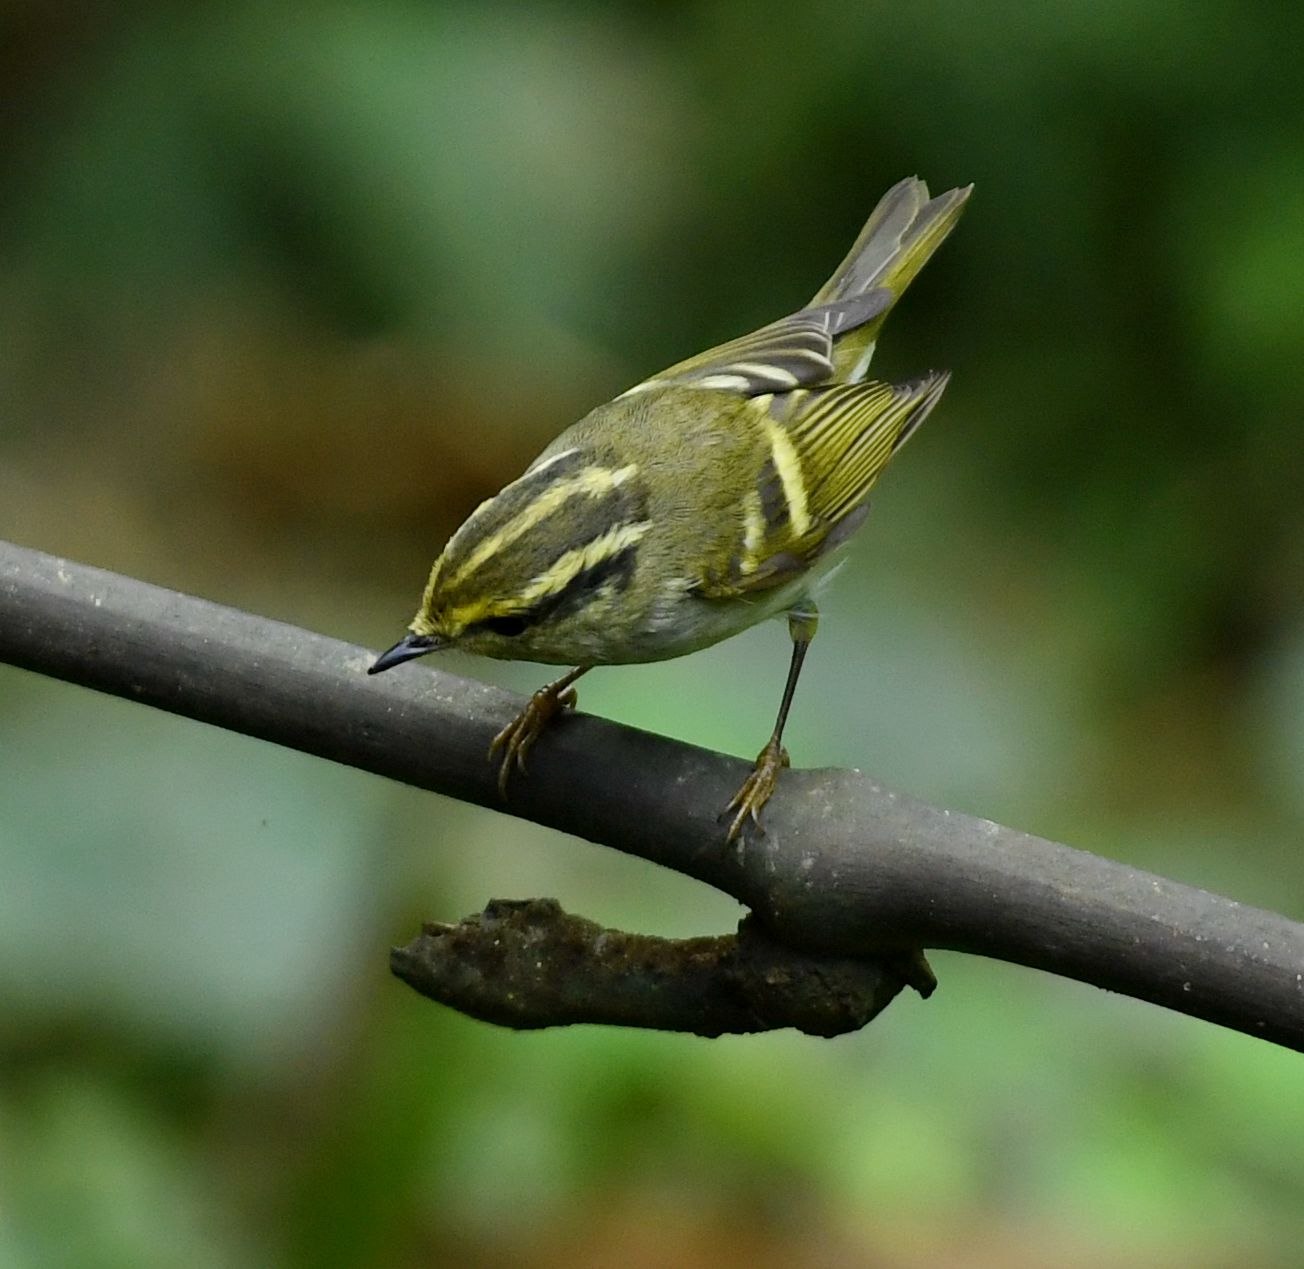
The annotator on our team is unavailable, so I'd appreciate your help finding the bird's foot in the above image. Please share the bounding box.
[724,735,789,843]
[488,679,579,797]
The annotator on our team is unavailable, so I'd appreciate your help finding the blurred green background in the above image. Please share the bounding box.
[2,2,1303,1265]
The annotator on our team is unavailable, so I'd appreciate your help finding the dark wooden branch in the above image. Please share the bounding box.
[3,538,1304,1048]
[390,900,932,1036]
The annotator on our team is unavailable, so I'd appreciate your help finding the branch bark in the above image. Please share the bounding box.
[391,900,932,1036]
[2,538,1303,1048]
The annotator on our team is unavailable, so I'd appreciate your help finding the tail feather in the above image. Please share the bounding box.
[812,177,972,382]
[620,177,970,401]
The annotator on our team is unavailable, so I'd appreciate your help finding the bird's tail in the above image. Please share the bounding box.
[812,177,971,382]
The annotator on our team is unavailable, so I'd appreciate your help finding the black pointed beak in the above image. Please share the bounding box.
[368,633,443,675]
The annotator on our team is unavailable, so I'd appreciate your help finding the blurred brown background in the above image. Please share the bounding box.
[2,3,1303,1266]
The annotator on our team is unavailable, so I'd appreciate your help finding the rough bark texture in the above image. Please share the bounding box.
[391,901,933,1036]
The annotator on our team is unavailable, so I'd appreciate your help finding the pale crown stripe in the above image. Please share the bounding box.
[617,379,660,397]
[447,463,638,588]
[524,446,580,475]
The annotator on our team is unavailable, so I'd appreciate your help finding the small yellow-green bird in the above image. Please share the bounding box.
[371,176,971,840]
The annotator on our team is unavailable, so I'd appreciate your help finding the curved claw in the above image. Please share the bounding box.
[488,683,579,797]
[723,737,790,843]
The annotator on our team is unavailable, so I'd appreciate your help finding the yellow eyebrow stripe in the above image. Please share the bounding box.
[759,416,811,537]
[446,463,638,589]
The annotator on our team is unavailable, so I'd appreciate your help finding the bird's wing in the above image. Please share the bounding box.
[692,372,950,598]
[617,290,893,400]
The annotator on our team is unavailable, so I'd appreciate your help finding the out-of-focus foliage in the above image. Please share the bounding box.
[2,2,1302,1265]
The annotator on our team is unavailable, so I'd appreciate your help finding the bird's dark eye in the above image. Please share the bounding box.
[481,614,528,638]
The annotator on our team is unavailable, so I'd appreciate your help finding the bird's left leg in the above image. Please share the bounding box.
[724,601,818,842]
